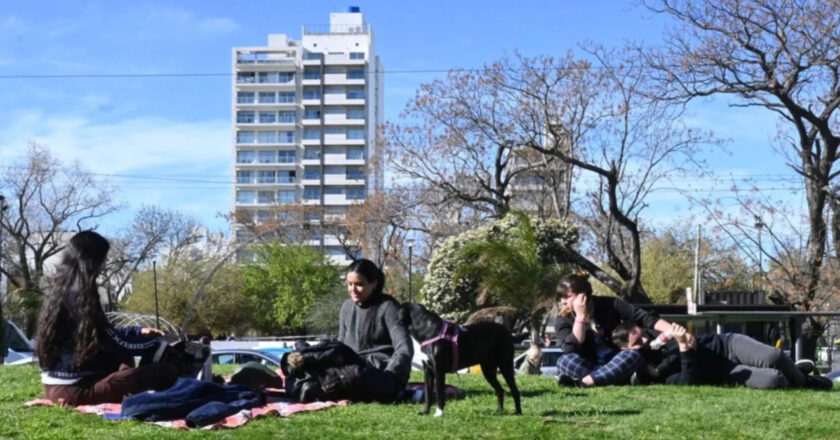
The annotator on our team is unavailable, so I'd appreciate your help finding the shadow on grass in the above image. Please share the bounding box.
[540,409,641,417]
[464,389,557,398]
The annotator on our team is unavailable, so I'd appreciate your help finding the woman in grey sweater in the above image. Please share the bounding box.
[337,259,414,401]
[287,259,413,403]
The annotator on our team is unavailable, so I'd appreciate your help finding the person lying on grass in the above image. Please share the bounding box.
[611,322,833,390]
[35,231,179,405]
[553,273,677,387]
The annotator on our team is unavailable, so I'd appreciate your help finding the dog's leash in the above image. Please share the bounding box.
[419,321,461,372]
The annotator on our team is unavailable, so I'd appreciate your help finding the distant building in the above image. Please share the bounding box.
[231,8,383,265]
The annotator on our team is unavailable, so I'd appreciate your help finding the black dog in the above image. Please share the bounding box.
[399,302,521,416]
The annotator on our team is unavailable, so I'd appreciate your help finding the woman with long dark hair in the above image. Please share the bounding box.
[36,230,178,405]
[553,273,674,387]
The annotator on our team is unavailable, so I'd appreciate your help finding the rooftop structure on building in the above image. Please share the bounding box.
[231,8,383,264]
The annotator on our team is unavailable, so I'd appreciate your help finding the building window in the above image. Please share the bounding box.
[278,111,295,123]
[237,92,255,103]
[346,148,364,159]
[347,108,365,119]
[237,111,255,123]
[258,191,275,204]
[349,52,365,59]
[303,88,321,100]
[277,150,295,163]
[277,170,295,183]
[279,131,294,143]
[258,92,276,103]
[346,167,365,179]
[346,89,365,99]
[303,51,322,60]
[277,190,295,204]
[325,187,343,195]
[257,131,277,143]
[258,72,278,83]
[236,72,256,83]
[236,150,255,163]
[278,92,295,103]
[278,72,294,83]
[236,170,253,183]
[304,109,321,119]
[304,188,321,200]
[303,129,321,140]
[304,168,320,179]
[325,166,343,175]
[304,148,321,159]
[304,69,321,80]
[325,127,343,135]
[258,151,275,163]
[325,87,344,95]
[346,188,366,200]
[347,128,365,140]
[327,248,345,256]
[258,112,276,124]
[257,170,275,183]
[347,69,365,79]
[236,190,256,204]
[237,131,255,143]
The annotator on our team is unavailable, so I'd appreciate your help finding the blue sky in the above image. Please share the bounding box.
[0,0,798,234]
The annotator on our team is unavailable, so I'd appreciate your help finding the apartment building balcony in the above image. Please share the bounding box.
[322,116,365,125]
[324,157,365,166]
[302,138,322,146]
[323,95,365,106]
[324,136,365,146]
[324,76,365,86]
[324,53,366,66]
[324,175,365,186]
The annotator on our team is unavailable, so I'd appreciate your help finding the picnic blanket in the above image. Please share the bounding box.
[24,395,347,430]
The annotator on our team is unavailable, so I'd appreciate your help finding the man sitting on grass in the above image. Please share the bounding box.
[611,322,833,390]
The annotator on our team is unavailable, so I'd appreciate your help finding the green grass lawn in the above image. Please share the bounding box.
[2,364,840,440]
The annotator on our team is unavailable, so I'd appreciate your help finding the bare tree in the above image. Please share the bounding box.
[0,143,119,334]
[99,206,201,311]
[642,0,840,349]
[489,51,712,302]
[383,67,543,222]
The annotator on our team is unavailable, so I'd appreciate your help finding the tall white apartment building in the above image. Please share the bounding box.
[232,8,383,264]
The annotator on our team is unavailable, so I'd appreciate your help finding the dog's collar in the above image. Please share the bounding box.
[420,321,462,372]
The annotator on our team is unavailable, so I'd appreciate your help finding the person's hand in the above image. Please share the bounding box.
[572,293,588,318]
[672,324,687,344]
[685,333,697,350]
[140,327,164,337]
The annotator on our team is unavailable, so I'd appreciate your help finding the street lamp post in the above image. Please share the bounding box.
[754,215,764,290]
[406,238,415,303]
[0,195,7,299]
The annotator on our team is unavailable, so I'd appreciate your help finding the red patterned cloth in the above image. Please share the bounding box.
[24,397,348,430]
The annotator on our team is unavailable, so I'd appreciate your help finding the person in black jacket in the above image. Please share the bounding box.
[35,231,178,405]
[286,259,413,403]
[612,322,833,389]
[554,274,675,387]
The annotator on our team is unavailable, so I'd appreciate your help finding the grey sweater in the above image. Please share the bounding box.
[337,293,413,381]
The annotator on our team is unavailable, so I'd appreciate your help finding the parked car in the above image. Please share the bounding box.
[2,319,36,366]
[210,348,288,368]
[513,347,564,377]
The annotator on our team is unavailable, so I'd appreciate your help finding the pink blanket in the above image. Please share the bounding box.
[24,396,348,430]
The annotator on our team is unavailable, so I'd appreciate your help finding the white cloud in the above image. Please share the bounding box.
[0,111,233,231]
[0,15,26,33]
[0,111,230,174]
